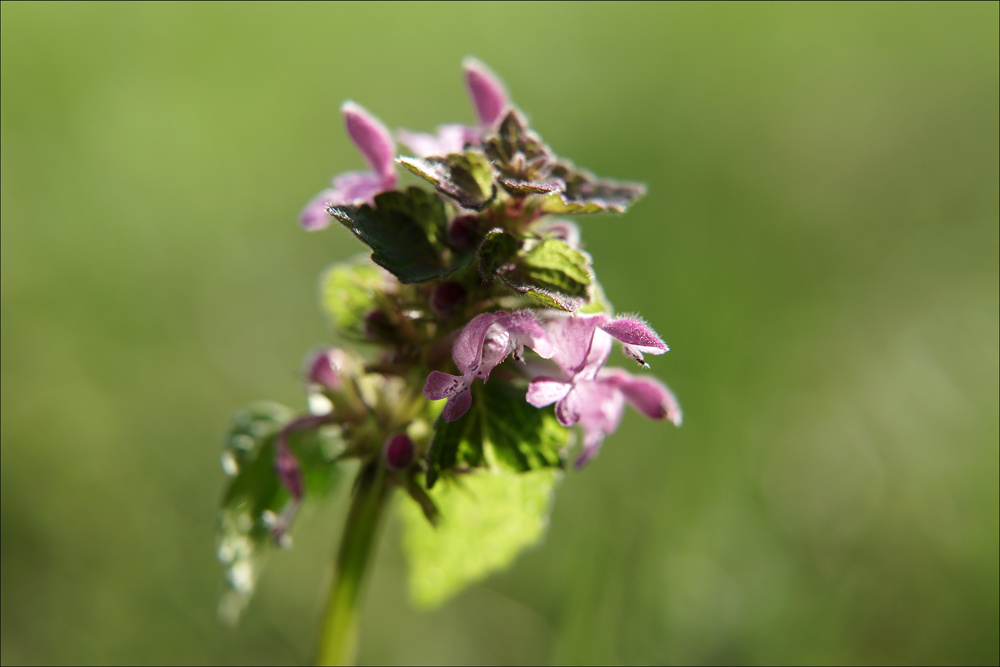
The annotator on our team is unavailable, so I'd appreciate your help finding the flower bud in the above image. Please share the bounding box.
[383,433,415,471]
[447,215,480,251]
[307,348,347,391]
[431,281,466,319]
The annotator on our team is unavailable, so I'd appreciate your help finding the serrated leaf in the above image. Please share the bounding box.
[216,402,341,625]
[478,232,591,312]
[497,174,564,196]
[319,259,386,337]
[328,187,452,283]
[399,467,562,608]
[398,152,497,211]
[482,110,556,185]
[541,161,646,214]
[477,228,519,279]
[520,239,592,299]
[427,380,568,487]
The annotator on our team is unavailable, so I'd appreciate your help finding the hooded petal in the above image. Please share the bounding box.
[598,316,668,356]
[541,313,602,378]
[341,101,397,182]
[500,311,554,360]
[463,57,509,127]
[451,312,504,374]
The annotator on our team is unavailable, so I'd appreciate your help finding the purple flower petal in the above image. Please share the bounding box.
[442,386,473,422]
[300,189,338,231]
[452,312,503,374]
[463,57,509,127]
[598,316,668,355]
[397,123,480,158]
[423,370,466,401]
[307,348,347,391]
[604,369,683,426]
[526,377,571,408]
[341,101,397,181]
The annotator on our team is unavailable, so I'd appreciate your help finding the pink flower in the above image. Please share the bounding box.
[525,312,676,465]
[301,101,398,231]
[424,311,554,422]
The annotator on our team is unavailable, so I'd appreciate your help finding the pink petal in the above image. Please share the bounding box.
[442,387,473,422]
[501,311,554,360]
[598,317,668,355]
[555,386,584,427]
[397,124,479,157]
[463,57,509,127]
[526,377,571,408]
[341,101,397,181]
[423,370,467,401]
[452,312,504,373]
[300,189,337,231]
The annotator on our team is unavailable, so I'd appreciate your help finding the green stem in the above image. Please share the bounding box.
[315,462,390,666]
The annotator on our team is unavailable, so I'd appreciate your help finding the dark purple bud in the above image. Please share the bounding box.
[363,310,393,340]
[383,433,415,471]
[447,215,480,250]
[431,281,466,319]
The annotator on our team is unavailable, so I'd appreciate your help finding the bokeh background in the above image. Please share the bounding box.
[2,2,997,664]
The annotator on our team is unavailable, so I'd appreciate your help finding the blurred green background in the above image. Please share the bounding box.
[2,2,997,664]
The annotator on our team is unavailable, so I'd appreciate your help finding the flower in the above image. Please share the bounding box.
[525,312,669,426]
[424,311,554,422]
[397,58,510,158]
[301,101,398,230]
[571,368,681,467]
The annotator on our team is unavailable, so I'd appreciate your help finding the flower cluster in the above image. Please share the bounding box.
[292,55,682,483]
[217,58,681,621]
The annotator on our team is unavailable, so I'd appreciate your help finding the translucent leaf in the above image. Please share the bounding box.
[216,402,341,625]
[328,187,453,283]
[541,161,646,214]
[319,259,386,337]
[427,379,568,488]
[399,467,562,608]
[398,152,497,211]
[519,239,592,301]
[478,230,591,312]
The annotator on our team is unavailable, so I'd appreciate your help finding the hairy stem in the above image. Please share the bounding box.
[315,462,390,666]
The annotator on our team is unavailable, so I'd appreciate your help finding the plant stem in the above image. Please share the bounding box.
[315,462,390,666]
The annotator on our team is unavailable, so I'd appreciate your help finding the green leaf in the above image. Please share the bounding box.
[328,187,452,283]
[478,231,591,312]
[477,228,519,278]
[398,152,497,211]
[520,239,592,301]
[541,161,646,214]
[319,259,385,337]
[427,380,568,488]
[399,467,562,608]
[216,402,341,625]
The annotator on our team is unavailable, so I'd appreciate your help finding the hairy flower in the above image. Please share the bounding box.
[526,312,669,426]
[301,101,398,230]
[571,368,682,467]
[424,311,554,422]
